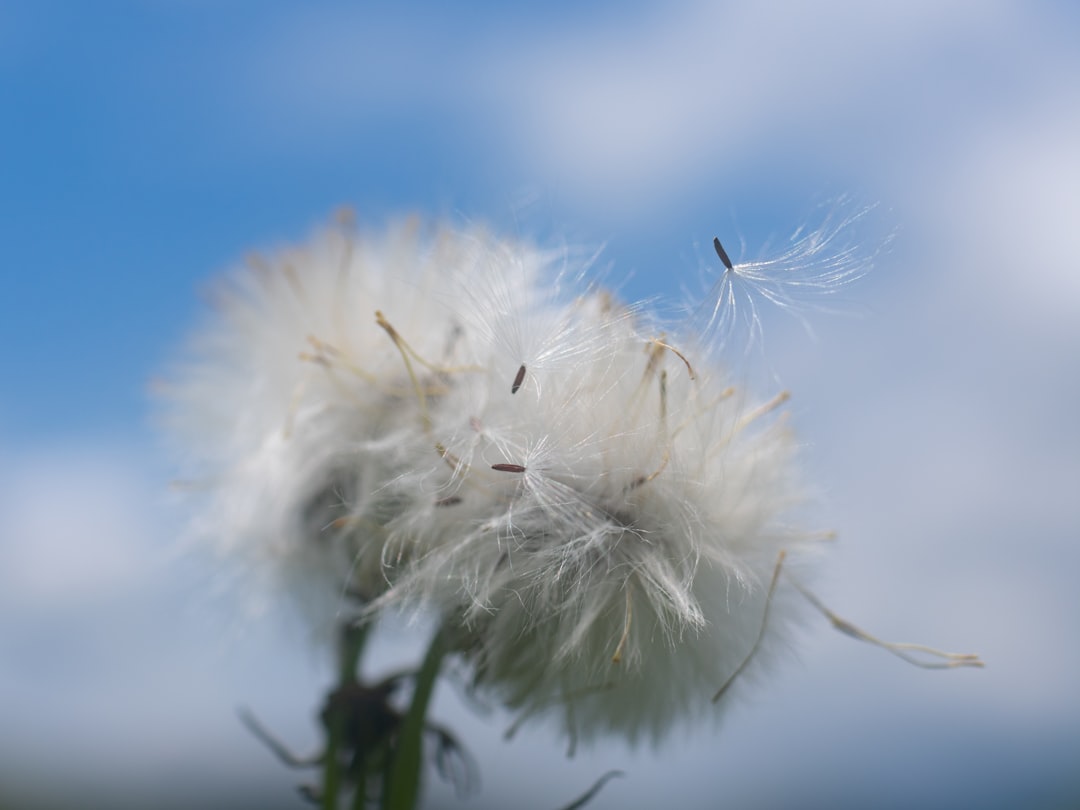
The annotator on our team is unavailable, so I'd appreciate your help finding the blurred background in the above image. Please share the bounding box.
[2,1,1079,808]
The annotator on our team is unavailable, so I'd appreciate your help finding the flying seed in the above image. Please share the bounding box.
[511,363,526,394]
[435,496,463,507]
[713,236,734,271]
[491,463,526,473]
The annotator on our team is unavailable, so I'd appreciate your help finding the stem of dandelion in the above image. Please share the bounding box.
[322,620,371,810]
[382,625,448,810]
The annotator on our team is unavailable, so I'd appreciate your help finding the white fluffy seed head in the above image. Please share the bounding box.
[161,219,474,617]
[161,214,820,745]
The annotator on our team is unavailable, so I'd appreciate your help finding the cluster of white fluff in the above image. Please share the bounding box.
[163,214,820,745]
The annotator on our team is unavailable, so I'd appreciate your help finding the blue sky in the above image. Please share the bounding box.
[3,2,1080,808]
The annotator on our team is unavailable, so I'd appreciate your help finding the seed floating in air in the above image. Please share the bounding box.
[713,237,734,271]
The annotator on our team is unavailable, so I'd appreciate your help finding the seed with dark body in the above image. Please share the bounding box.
[713,237,734,271]
[511,364,526,394]
[491,463,526,474]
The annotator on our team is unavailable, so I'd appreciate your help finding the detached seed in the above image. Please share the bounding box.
[713,237,734,271]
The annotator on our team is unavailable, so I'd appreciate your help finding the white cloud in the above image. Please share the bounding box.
[215,2,1080,242]
[0,444,156,610]
[921,106,1080,327]
[0,442,334,804]
[216,0,1080,292]
[487,1,1044,209]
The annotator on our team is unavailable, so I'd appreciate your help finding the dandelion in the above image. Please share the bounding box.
[160,216,483,618]
[371,291,811,746]
[161,210,979,767]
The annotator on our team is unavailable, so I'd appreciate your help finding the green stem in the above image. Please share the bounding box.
[341,620,371,682]
[322,705,344,810]
[323,620,371,810]
[350,760,368,810]
[382,626,448,810]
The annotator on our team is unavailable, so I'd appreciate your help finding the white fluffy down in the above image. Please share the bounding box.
[163,217,816,744]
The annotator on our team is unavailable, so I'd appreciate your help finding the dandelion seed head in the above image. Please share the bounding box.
[162,220,474,616]
[162,214,820,744]
[415,339,808,743]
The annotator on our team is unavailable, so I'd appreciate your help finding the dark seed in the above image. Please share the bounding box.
[491,463,526,474]
[713,237,734,271]
[511,364,526,394]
